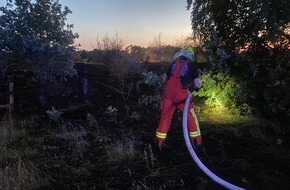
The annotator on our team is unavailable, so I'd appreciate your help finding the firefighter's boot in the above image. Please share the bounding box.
[154,138,165,151]
[190,136,202,150]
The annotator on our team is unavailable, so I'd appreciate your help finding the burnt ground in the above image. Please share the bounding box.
[4,63,290,190]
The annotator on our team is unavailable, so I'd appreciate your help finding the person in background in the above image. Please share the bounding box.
[155,46,201,151]
[79,70,90,104]
[81,71,89,99]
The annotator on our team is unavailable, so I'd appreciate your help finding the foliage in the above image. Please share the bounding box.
[138,71,163,109]
[196,70,252,114]
[140,71,163,87]
[93,33,125,66]
[187,0,290,119]
[186,0,290,50]
[200,41,290,118]
[92,33,145,100]
[0,0,78,82]
[149,32,164,62]
[239,51,290,118]
[125,45,146,63]
[87,33,182,64]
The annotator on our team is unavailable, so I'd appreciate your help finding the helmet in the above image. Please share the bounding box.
[182,46,195,55]
[173,46,196,61]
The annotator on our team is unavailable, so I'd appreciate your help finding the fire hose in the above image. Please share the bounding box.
[182,92,246,190]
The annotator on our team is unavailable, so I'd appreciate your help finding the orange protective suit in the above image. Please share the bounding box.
[155,58,201,150]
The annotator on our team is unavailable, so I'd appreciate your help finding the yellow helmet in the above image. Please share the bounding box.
[181,46,195,55]
[173,46,195,61]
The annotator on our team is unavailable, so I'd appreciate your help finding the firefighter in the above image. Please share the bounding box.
[155,46,201,151]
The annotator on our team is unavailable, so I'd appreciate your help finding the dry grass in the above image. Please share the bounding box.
[0,114,44,190]
[55,122,90,156]
[105,137,137,162]
[0,158,43,190]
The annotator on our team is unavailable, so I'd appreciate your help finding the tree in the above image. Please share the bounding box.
[149,32,164,62]
[0,0,78,82]
[186,0,290,50]
[93,33,136,100]
[186,0,290,119]
[126,45,145,63]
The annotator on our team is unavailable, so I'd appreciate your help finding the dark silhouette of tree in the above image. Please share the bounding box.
[0,0,78,82]
[186,0,290,119]
[186,0,290,50]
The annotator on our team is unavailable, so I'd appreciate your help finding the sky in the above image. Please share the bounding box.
[60,0,193,50]
[0,0,193,50]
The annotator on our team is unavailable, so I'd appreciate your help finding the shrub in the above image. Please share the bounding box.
[196,70,252,114]
[138,71,163,109]
[0,0,78,83]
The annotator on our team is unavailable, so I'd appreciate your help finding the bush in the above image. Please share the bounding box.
[196,70,252,114]
[138,71,163,109]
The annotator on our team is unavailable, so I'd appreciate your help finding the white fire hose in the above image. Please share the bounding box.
[182,92,246,190]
